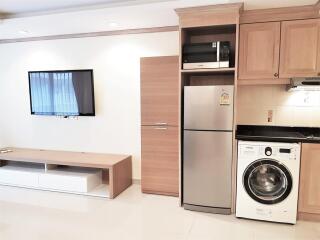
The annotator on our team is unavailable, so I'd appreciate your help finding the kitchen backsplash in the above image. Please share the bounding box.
[237,85,320,127]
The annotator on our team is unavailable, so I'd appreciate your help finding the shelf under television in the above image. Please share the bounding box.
[0,147,132,199]
[0,163,110,198]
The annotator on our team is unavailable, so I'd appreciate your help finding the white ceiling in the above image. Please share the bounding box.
[0,0,318,40]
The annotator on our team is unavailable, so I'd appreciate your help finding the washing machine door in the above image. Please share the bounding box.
[243,159,292,205]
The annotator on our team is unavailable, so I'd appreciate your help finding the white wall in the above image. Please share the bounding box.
[0,31,179,179]
[237,85,320,127]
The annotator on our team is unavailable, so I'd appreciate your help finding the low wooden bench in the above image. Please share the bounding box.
[0,148,132,199]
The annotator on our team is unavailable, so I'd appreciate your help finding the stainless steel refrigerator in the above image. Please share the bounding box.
[183,85,234,214]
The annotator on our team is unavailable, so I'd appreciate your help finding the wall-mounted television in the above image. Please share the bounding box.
[28,69,95,116]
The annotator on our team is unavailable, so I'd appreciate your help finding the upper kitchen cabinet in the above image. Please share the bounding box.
[238,2,320,85]
[238,22,281,80]
[280,19,320,78]
[140,56,179,126]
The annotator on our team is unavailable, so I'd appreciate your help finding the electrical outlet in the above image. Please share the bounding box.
[268,110,273,123]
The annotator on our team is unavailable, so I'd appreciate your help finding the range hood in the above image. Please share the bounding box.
[288,77,320,91]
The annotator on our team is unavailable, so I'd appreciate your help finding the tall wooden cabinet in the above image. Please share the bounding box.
[140,56,179,196]
[298,143,320,221]
[176,3,242,211]
[238,22,280,80]
[280,19,320,78]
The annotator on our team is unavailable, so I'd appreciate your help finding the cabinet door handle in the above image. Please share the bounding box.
[154,127,168,130]
[155,122,168,126]
[274,73,279,77]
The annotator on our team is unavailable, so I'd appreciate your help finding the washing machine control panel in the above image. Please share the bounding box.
[264,147,291,156]
[239,143,299,161]
[262,146,297,160]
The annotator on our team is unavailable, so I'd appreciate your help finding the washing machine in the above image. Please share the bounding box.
[236,141,301,224]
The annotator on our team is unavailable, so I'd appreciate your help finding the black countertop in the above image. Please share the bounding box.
[236,125,320,143]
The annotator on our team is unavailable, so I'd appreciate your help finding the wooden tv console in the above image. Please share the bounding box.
[0,148,132,199]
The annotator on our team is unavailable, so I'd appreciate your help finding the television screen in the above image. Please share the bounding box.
[28,70,95,116]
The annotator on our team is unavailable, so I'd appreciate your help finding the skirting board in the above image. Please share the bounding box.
[298,212,320,222]
[132,179,141,185]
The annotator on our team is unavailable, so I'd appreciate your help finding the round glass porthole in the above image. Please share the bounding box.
[243,159,292,205]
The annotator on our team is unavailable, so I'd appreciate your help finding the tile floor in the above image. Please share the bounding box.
[0,184,319,240]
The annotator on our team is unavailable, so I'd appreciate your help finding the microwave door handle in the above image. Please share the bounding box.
[217,41,220,62]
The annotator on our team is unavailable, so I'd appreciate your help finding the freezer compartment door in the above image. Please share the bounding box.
[184,85,234,131]
[183,130,232,208]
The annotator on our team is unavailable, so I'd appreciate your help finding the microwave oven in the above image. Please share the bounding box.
[182,41,230,69]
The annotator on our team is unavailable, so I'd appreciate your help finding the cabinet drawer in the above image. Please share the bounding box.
[0,167,39,188]
[39,167,102,193]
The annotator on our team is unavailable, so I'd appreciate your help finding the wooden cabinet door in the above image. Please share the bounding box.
[140,56,179,126]
[141,126,179,196]
[280,19,320,78]
[238,22,281,80]
[299,143,320,215]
